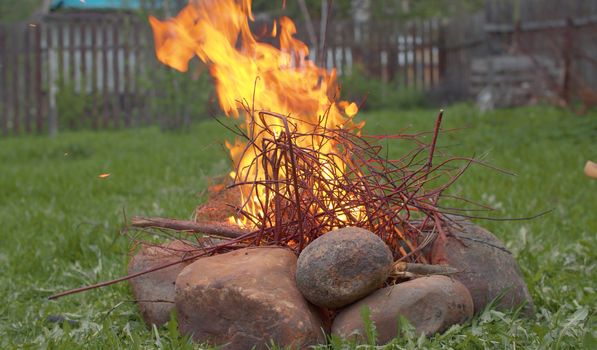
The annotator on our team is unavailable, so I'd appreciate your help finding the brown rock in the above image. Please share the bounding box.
[296,227,394,309]
[332,276,473,344]
[128,240,198,326]
[431,220,534,316]
[175,247,326,349]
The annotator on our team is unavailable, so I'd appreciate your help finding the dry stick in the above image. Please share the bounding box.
[420,110,445,241]
[48,250,207,300]
[392,262,459,276]
[425,109,444,175]
[394,229,437,263]
[48,219,250,300]
[283,119,305,250]
[130,216,248,239]
[49,225,260,301]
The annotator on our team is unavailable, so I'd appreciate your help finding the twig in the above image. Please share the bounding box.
[130,216,248,239]
[391,261,460,276]
[425,109,444,175]
[48,250,207,300]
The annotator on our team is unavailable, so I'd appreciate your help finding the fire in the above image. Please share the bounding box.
[150,0,364,229]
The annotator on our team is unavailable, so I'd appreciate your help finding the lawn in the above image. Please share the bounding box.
[0,105,595,349]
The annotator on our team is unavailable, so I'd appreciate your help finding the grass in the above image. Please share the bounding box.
[0,104,595,349]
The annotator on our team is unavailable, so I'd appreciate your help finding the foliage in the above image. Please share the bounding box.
[55,78,94,130]
[0,105,595,348]
[139,61,215,130]
[340,65,427,110]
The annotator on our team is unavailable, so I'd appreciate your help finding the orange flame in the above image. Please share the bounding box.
[150,0,364,228]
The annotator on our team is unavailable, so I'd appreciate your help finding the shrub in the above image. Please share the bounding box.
[340,65,427,110]
[55,78,94,130]
[140,61,215,131]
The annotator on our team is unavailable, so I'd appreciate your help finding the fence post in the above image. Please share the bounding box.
[437,19,447,82]
[561,17,574,104]
[11,26,21,135]
[34,23,43,133]
[0,25,7,136]
[47,22,58,136]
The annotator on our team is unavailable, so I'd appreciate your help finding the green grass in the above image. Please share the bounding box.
[0,105,595,349]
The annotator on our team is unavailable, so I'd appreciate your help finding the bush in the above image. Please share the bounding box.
[340,65,427,110]
[55,79,94,130]
[140,61,215,131]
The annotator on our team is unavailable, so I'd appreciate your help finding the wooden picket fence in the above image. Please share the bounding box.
[0,13,159,136]
[0,12,442,136]
[1,0,596,136]
[295,19,443,91]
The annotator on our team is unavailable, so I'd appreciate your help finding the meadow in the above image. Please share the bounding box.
[0,104,595,349]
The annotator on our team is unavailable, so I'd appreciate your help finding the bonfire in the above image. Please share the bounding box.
[137,0,468,259]
[50,1,535,347]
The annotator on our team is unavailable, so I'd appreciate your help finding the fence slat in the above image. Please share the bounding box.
[102,19,110,128]
[412,22,418,90]
[90,19,98,129]
[11,27,20,134]
[123,18,131,127]
[79,20,88,127]
[34,23,43,133]
[24,25,32,133]
[47,23,58,136]
[112,17,120,128]
[57,22,64,85]
[132,18,142,125]
[0,26,7,136]
[69,20,76,91]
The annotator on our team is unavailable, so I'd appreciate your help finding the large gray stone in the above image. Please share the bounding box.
[430,220,534,316]
[128,240,197,326]
[175,247,326,350]
[332,275,473,344]
[296,227,394,309]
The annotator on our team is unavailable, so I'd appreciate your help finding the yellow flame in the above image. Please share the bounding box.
[150,0,364,228]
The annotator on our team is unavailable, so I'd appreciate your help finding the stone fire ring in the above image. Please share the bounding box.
[129,221,533,349]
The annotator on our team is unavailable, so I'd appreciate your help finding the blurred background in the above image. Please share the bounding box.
[0,0,596,133]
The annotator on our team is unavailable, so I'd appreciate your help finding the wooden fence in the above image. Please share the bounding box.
[1,0,596,136]
[0,13,158,136]
[296,19,443,91]
[0,12,442,136]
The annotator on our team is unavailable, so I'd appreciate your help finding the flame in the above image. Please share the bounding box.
[150,0,364,228]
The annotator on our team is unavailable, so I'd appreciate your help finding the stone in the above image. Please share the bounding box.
[332,275,473,344]
[128,240,199,326]
[430,220,534,316]
[175,247,326,350]
[296,227,394,309]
